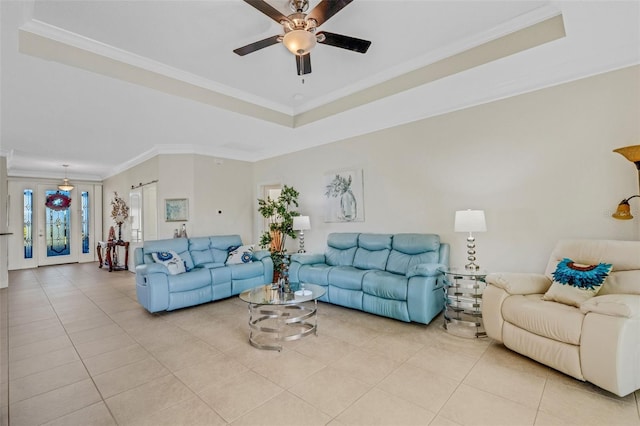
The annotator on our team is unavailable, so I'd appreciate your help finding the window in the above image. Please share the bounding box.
[23,189,33,259]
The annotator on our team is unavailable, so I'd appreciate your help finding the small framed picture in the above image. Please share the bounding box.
[165,198,189,222]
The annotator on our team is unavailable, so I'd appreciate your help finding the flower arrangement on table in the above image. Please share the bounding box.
[110,192,129,242]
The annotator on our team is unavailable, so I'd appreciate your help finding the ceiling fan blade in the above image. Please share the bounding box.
[296,53,311,75]
[233,35,280,56]
[242,0,291,24]
[317,31,371,54]
[307,0,353,27]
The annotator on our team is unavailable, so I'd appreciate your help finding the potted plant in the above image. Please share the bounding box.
[257,185,300,280]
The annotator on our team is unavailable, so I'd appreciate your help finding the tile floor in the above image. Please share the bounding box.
[2,263,639,426]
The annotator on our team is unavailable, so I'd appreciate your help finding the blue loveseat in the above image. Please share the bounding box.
[134,235,273,313]
[289,233,449,324]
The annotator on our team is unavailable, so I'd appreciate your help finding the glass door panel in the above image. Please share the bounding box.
[37,185,78,266]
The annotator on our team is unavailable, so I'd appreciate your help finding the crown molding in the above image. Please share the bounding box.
[19,19,294,126]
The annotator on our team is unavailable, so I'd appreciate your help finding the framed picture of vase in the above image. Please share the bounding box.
[324,169,364,222]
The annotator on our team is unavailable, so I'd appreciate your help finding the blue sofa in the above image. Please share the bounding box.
[134,235,273,313]
[289,233,449,324]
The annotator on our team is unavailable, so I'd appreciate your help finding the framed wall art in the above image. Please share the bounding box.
[165,198,189,222]
[324,169,364,222]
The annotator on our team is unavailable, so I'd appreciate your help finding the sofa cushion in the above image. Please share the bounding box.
[325,233,358,266]
[226,244,254,265]
[143,238,195,270]
[385,234,440,275]
[363,271,408,300]
[167,268,211,293]
[210,235,244,263]
[328,266,368,290]
[353,247,390,271]
[298,264,332,285]
[151,251,186,275]
[502,294,584,345]
[228,260,263,279]
[599,270,640,295]
[353,234,392,271]
[189,237,214,266]
[326,247,357,267]
[358,234,393,251]
[543,258,612,307]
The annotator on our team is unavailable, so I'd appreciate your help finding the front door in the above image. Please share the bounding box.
[36,185,78,266]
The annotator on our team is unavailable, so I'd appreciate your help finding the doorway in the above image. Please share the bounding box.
[8,180,101,270]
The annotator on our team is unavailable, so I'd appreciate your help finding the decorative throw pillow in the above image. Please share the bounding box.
[226,245,254,265]
[542,258,612,307]
[151,250,187,275]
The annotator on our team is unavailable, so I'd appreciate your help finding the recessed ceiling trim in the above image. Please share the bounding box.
[293,13,566,128]
[18,20,294,126]
[293,4,563,115]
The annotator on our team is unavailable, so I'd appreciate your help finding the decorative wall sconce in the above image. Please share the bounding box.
[612,145,640,220]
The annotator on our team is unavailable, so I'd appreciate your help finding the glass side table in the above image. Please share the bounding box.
[443,268,488,338]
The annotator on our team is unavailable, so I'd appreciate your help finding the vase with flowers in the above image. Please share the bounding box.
[325,174,357,221]
[110,192,129,242]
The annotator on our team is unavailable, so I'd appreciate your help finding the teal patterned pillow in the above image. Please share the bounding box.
[543,258,612,307]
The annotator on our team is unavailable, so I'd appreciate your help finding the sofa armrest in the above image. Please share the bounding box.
[252,250,271,261]
[580,294,640,318]
[486,272,551,295]
[290,253,325,265]
[136,263,169,275]
[406,263,447,278]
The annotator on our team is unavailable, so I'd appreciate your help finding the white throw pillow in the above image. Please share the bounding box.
[152,250,187,275]
[226,245,254,265]
[542,258,612,307]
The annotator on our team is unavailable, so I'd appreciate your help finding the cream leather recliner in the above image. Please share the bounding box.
[483,239,640,397]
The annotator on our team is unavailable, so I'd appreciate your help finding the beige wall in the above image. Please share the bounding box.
[103,154,254,243]
[252,65,640,273]
[0,156,7,288]
[102,66,639,273]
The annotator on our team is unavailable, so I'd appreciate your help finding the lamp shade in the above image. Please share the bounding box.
[293,216,311,231]
[614,145,640,169]
[612,200,633,220]
[454,210,486,233]
[282,30,316,55]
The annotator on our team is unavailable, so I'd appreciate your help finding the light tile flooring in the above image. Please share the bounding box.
[2,263,640,426]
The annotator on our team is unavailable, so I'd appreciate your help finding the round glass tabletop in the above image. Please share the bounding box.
[239,283,326,305]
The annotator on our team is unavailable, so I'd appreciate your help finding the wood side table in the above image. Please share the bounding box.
[97,241,129,272]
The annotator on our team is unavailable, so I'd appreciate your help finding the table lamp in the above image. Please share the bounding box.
[292,216,311,253]
[455,209,487,271]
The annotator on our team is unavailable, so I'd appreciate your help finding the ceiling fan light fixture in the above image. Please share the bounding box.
[283,29,316,55]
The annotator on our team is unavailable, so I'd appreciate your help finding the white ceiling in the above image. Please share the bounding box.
[1,0,639,181]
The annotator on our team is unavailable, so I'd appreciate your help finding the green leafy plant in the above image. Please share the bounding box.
[257,185,300,273]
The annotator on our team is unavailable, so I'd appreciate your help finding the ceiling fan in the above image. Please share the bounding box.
[234,0,371,75]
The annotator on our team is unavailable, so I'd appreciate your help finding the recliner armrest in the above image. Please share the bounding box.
[136,263,169,275]
[406,263,447,278]
[580,294,640,318]
[290,253,325,265]
[486,272,551,295]
[252,250,271,261]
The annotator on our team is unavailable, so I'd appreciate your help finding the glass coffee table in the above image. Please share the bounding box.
[239,283,326,351]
